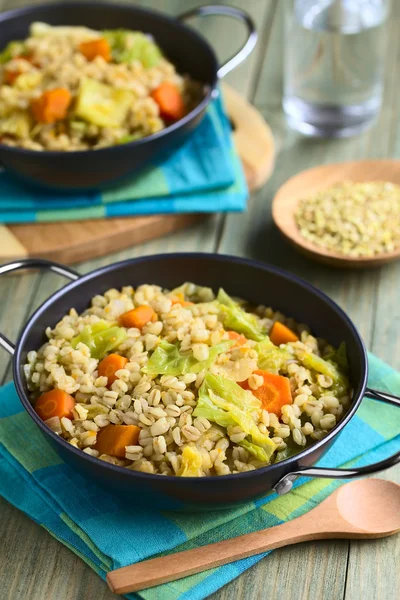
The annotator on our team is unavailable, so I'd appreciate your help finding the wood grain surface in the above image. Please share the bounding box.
[1,1,400,599]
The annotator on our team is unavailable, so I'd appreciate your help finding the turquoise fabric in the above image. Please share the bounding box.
[0,352,399,599]
[0,91,247,224]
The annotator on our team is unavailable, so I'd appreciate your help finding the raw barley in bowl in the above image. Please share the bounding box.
[24,282,352,477]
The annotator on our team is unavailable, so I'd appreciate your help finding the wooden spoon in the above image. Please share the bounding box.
[107,478,400,594]
[272,159,400,268]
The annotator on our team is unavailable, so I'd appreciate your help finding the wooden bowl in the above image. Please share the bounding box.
[272,159,400,268]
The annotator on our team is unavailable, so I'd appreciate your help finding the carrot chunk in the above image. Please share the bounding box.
[240,369,293,416]
[94,424,141,458]
[270,322,299,346]
[98,354,128,386]
[79,38,111,62]
[4,70,19,85]
[35,389,75,421]
[227,330,247,347]
[31,88,72,124]
[119,305,157,329]
[150,81,185,121]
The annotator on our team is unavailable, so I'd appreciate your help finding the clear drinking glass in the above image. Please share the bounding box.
[283,0,389,137]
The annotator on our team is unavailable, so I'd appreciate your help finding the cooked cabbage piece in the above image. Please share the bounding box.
[0,111,32,138]
[75,78,134,127]
[118,132,144,144]
[177,446,204,477]
[255,338,292,374]
[103,29,162,67]
[217,288,266,342]
[239,439,272,463]
[143,340,234,377]
[325,341,349,371]
[85,404,110,418]
[30,22,100,39]
[298,348,349,396]
[194,373,276,461]
[71,320,127,359]
[14,72,42,91]
[0,41,25,64]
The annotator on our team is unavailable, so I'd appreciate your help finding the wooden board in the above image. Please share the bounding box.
[0,84,275,265]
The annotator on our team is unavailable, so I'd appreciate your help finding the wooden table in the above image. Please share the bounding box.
[1,1,399,598]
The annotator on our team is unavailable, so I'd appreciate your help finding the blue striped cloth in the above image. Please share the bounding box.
[0,91,247,224]
[0,352,399,599]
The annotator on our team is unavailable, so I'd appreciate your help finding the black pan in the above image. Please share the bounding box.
[1,254,399,510]
[0,2,256,190]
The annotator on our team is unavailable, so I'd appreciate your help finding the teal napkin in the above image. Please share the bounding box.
[0,352,399,600]
[0,91,247,224]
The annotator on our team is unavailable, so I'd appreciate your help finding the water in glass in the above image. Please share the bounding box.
[283,0,389,137]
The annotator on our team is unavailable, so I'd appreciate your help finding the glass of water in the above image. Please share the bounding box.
[283,0,389,137]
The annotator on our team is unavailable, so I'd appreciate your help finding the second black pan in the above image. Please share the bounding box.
[0,2,256,190]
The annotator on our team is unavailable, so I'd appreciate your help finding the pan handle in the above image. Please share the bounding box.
[177,5,257,79]
[273,389,400,495]
[0,258,80,356]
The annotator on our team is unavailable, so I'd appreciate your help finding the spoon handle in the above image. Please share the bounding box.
[107,478,400,594]
[106,517,331,594]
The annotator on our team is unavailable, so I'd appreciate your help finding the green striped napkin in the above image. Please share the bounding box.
[0,352,399,599]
